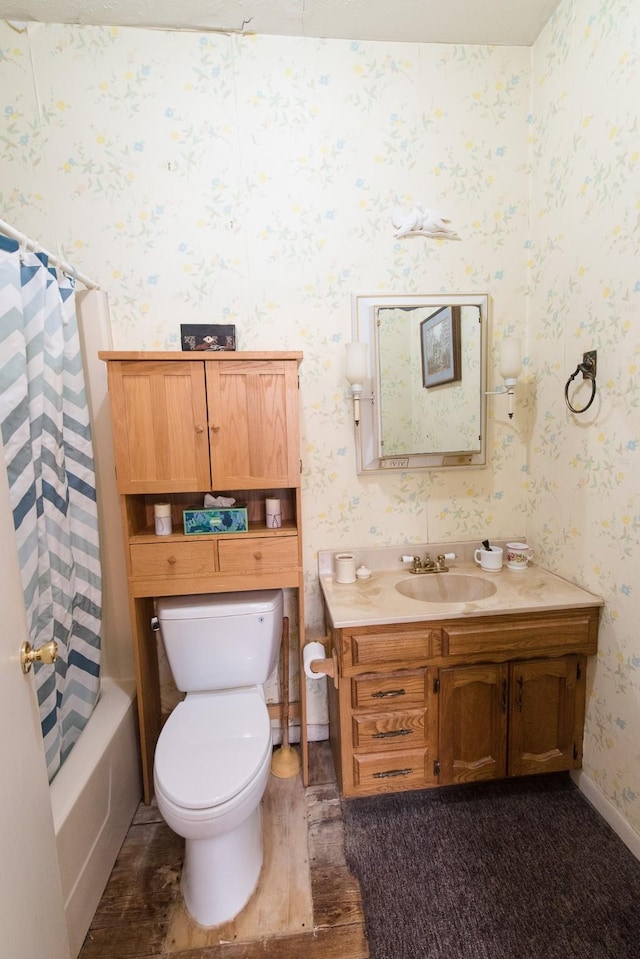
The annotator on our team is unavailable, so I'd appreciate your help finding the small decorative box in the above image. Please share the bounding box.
[183,506,248,535]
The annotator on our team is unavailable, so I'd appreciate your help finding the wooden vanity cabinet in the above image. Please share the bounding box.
[100,351,305,802]
[327,607,598,799]
[438,655,583,785]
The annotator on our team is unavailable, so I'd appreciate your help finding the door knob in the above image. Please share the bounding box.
[20,640,58,674]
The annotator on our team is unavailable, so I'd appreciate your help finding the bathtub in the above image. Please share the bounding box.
[50,678,142,958]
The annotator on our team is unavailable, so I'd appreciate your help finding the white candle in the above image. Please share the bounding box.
[265,498,282,529]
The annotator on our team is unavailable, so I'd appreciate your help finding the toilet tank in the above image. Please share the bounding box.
[155,589,283,692]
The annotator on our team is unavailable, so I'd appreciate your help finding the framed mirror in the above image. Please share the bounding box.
[351,293,489,472]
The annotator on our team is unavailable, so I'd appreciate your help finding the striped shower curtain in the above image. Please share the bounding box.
[0,236,102,782]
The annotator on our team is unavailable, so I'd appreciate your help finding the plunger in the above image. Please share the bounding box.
[270,616,301,778]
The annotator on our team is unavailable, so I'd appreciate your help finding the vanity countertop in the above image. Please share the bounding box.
[319,560,603,630]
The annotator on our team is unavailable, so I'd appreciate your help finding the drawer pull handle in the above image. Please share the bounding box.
[253,551,263,560]
[372,688,406,699]
[167,555,177,565]
[373,768,413,779]
[373,728,412,740]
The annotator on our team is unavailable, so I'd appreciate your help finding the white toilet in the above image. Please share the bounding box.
[153,589,283,927]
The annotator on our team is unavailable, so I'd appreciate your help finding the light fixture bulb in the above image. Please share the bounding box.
[345,343,368,426]
[345,342,368,385]
[499,337,522,385]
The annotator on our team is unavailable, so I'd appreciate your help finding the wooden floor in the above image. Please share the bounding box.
[78,742,369,959]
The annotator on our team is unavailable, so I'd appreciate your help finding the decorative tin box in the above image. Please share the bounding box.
[183,505,248,535]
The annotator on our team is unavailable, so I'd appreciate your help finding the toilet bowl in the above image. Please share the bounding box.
[153,590,283,927]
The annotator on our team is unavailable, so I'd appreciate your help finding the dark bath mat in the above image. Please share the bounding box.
[344,774,640,959]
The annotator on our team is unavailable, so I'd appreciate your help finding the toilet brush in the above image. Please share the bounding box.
[271,616,301,778]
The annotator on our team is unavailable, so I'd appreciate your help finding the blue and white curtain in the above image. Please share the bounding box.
[0,236,102,782]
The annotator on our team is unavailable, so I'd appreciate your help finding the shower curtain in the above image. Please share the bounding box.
[0,236,102,782]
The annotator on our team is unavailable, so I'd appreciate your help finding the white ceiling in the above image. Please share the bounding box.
[2,0,563,46]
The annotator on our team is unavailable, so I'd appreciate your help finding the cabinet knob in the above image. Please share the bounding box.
[167,555,177,566]
[194,424,205,433]
[253,551,263,561]
[210,425,221,432]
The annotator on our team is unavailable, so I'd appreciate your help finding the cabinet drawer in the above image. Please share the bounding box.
[217,535,299,573]
[130,541,216,578]
[351,669,427,710]
[353,748,428,791]
[443,610,598,659]
[343,627,441,671]
[352,708,427,750]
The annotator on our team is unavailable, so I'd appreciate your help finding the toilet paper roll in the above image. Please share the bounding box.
[303,641,328,679]
[335,552,356,584]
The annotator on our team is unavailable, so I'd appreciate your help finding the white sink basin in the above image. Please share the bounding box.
[395,573,498,604]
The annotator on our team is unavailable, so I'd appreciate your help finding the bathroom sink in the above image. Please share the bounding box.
[395,574,497,604]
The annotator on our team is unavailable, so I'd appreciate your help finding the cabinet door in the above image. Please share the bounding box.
[206,359,300,488]
[508,657,577,776]
[107,361,211,493]
[439,664,508,785]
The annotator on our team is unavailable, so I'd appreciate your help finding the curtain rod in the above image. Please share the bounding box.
[0,217,101,290]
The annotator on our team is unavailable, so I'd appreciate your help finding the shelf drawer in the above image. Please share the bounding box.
[353,748,428,791]
[351,669,427,710]
[218,536,299,573]
[352,707,427,750]
[130,541,216,579]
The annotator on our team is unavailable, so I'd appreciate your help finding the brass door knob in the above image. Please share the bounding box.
[20,640,58,674]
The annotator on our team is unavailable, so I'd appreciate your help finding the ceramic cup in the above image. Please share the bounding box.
[506,542,534,570]
[474,545,503,572]
[335,553,356,584]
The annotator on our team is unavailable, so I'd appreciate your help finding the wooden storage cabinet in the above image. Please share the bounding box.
[106,359,211,493]
[101,351,305,802]
[327,608,598,799]
[438,655,582,785]
[331,625,440,797]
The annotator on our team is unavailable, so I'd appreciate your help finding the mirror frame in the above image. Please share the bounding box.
[352,292,489,472]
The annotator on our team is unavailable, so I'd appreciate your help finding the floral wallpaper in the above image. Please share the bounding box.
[528,0,640,834]
[0,0,638,839]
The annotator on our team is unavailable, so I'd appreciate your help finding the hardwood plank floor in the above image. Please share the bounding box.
[78,743,369,959]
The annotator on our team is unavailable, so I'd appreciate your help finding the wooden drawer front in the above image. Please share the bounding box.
[344,628,441,671]
[352,708,426,751]
[353,748,428,791]
[217,536,299,573]
[351,669,426,710]
[444,610,599,659]
[130,541,216,578]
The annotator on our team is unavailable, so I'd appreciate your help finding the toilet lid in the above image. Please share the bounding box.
[154,690,271,810]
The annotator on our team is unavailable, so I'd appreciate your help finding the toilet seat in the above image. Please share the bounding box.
[154,689,271,810]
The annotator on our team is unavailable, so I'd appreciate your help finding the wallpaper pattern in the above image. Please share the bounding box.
[529,0,640,832]
[0,0,638,836]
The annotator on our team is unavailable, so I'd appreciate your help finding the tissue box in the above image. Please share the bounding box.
[183,506,248,535]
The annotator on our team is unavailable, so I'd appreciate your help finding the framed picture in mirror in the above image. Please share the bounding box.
[420,306,461,388]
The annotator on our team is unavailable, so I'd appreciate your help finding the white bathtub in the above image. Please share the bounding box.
[50,678,141,958]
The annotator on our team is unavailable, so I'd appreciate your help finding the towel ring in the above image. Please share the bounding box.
[564,352,597,414]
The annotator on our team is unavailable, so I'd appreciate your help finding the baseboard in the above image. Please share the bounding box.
[571,769,640,863]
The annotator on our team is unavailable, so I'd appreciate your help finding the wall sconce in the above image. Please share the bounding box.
[345,342,368,425]
[485,337,522,419]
